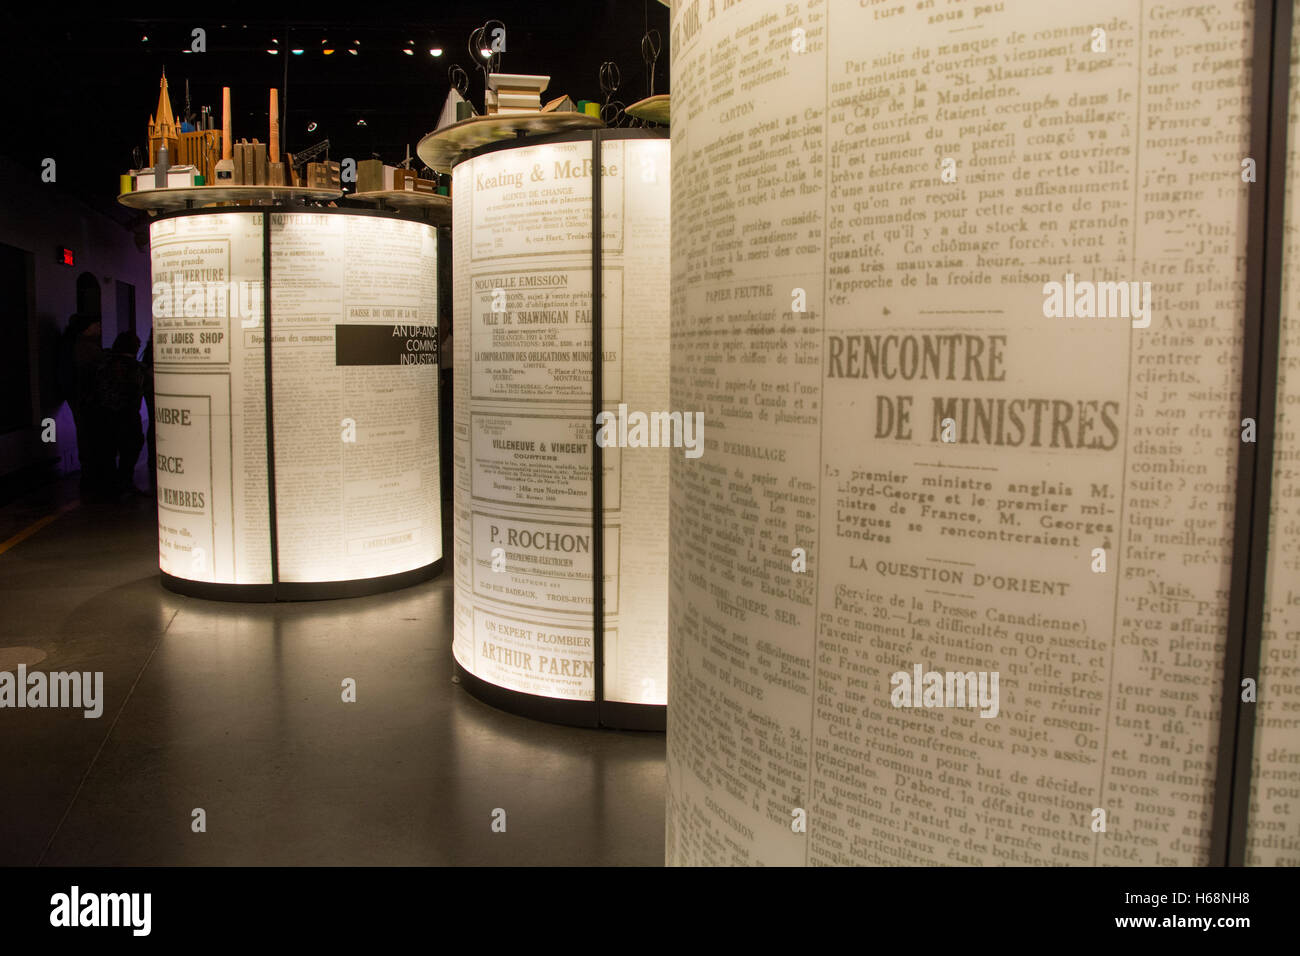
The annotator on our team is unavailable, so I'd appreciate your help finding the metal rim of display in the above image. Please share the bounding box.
[452,127,669,731]
[342,190,453,225]
[148,203,446,603]
[161,561,443,602]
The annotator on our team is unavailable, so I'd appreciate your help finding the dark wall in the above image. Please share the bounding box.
[0,156,151,484]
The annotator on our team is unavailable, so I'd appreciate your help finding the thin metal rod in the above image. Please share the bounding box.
[1212,0,1291,867]
[591,130,605,724]
[262,214,281,594]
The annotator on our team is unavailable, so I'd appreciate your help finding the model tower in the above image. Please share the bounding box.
[148,69,180,167]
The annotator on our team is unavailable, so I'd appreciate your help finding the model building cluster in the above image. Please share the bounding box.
[122,71,340,193]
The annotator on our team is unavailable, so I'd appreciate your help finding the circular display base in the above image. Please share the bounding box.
[625,94,670,125]
[160,558,443,603]
[418,112,604,171]
[343,190,452,223]
[118,185,342,214]
[453,662,665,732]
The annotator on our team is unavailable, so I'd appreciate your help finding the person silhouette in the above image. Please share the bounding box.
[140,334,156,492]
[101,331,146,495]
[58,313,112,500]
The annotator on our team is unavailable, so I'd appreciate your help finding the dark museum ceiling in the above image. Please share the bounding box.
[0,5,669,222]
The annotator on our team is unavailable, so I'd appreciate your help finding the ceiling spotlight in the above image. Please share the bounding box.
[291,48,304,55]
[348,48,358,55]
[307,121,318,133]
[141,35,148,42]
[322,39,333,54]
[430,47,443,57]
[403,47,414,56]
[356,117,368,127]
[267,48,279,54]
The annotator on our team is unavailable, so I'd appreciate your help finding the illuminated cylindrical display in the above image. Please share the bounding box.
[665,0,1257,866]
[149,208,443,600]
[451,130,669,728]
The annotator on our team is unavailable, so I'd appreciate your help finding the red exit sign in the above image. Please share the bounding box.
[56,247,74,266]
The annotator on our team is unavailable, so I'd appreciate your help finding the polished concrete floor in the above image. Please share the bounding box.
[0,484,665,866]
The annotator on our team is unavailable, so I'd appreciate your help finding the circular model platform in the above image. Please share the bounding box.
[625,95,670,125]
[344,190,452,223]
[118,185,341,214]
[417,112,603,172]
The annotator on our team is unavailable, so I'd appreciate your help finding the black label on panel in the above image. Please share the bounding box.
[334,324,439,366]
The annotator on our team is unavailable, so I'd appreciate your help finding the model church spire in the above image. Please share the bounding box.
[148,68,180,166]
